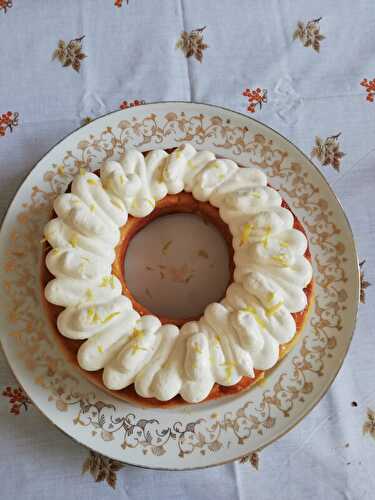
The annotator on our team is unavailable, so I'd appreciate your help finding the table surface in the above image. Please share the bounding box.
[1,1,374,499]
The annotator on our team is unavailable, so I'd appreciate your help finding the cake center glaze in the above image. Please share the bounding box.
[43,143,313,403]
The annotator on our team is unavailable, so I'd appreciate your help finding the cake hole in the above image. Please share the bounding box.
[124,213,231,320]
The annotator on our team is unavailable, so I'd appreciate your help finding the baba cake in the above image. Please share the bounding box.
[41,143,314,406]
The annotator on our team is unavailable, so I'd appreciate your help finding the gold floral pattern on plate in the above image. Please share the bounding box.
[0,105,358,469]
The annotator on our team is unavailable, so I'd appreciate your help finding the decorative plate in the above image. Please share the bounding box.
[0,102,359,470]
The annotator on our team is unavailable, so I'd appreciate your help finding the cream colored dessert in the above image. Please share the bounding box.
[43,143,313,404]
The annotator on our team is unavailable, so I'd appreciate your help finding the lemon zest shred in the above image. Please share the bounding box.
[79,168,86,176]
[144,197,155,208]
[131,199,139,209]
[69,236,78,248]
[192,343,202,354]
[271,254,289,267]
[100,276,114,288]
[51,248,60,256]
[86,179,97,185]
[57,166,65,176]
[266,300,284,317]
[242,306,267,329]
[86,289,94,301]
[111,198,125,210]
[240,223,253,246]
[90,204,96,212]
[157,165,165,183]
[130,328,144,341]
[162,240,172,255]
[100,277,109,287]
[97,345,104,353]
[280,241,289,248]
[220,361,237,383]
[102,311,121,324]
[130,343,148,355]
[261,225,272,249]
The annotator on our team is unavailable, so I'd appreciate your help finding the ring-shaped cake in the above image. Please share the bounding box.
[42,143,314,405]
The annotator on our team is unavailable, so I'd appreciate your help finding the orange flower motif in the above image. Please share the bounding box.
[114,0,129,6]
[360,78,375,103]
[2,386,32,415]
[0,111,19,137]
[0,0,12,14]
[120,99,145,110]
[242,88,267,113]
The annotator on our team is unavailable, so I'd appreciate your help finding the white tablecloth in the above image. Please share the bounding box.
[1,1,374,499]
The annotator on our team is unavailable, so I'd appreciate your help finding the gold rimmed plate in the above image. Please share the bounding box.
[0,102,359,470]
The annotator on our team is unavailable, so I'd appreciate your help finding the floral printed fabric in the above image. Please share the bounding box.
[0,111,18,137]
[52,37,87,72]
[293,18,325,52]
[176,26,208,62]
[0,1,12,14]
[0,1,375,499]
